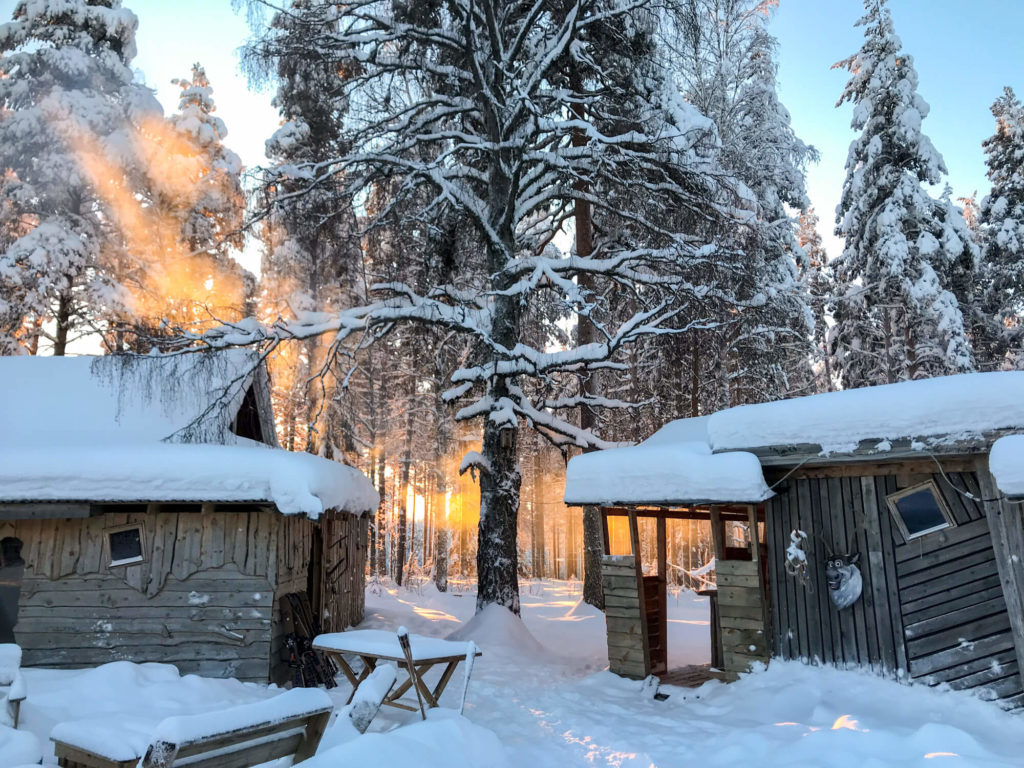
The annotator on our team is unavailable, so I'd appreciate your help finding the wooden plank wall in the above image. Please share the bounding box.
[891,472,1024,710]
[765,470,1024,710]
[716,559,768,674]
[1,511,279,682]
[601,555,648,679]
[270,514,316,684]
[320,512,368,633]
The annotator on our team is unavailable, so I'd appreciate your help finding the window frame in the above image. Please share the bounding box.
[105,522,148,568]
[886,479,956,541]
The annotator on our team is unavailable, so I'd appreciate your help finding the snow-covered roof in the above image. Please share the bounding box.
[565,373,1024,507]
[563,417,772,506]
[0,352,378,517]
[710,372,1024,455]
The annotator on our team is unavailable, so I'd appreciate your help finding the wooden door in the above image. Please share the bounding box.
[320,512,350,633]
[643,574,667,675]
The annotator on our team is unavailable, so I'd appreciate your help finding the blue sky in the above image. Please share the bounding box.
[2,0,1022,268]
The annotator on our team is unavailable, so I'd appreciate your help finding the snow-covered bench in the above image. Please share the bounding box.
[50,687,333,768]
[0,643,26,729]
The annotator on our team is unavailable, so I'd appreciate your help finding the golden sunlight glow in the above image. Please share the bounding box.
[831,715,862,731]
[65,114,247,341]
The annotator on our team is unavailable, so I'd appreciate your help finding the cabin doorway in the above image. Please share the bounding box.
[0,536,25,644]
[599,507,769,686]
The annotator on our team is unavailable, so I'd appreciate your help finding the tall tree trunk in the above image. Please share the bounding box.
[570,70,605,608]
[690,335,701,417]
[368,458,378,575]
[53,292,72,356]
[395,392,415,586]
[375,449,387,578]
[531,450,544,578]
[476,376,522,613]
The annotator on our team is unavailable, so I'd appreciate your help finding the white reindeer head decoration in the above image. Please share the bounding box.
[824,550,862,610]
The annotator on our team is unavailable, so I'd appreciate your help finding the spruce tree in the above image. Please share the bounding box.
[664,0,817,406]
[797,208,834,391]
[0,0,159,355]
[830,0,975,387]
[977,87,1024,367]
[124,63,251,349]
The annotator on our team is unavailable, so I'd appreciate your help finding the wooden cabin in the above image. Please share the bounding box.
[0,352,378,684]
[565,373,1024,709]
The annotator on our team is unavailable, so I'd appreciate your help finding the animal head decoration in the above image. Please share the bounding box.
[824,551,862,610]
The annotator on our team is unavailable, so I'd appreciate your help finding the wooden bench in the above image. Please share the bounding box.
[0,643,26,729]
[51,688,333,768]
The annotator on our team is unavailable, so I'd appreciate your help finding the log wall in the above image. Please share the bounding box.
[1,510,279,682]
[765,470,1024,710]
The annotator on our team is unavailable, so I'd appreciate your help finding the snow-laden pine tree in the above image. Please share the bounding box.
[977,87,1024,368]
[122,63,251,350]
[830,0,976,387]
[0,0,159,355]
[220,0,739,614]
[797,209,834,391]
[166,65,246,259]
[662,0,817,407]
[244,0,364,454]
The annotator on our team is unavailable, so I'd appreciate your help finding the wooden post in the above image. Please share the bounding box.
[709,506,725,561]
[656,516,667,579]
[977,461,1024,684]
[601,507,611,556]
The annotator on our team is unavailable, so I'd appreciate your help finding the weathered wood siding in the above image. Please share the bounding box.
[601,555,648,679]
[717,559,769,674]
[271,513,316,684]
[320,511,368,633]
[0,510,278,682]
[765,471,1024,709]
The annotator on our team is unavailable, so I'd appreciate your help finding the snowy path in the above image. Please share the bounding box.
[8,580,1024,767]
[358,580,1024,768]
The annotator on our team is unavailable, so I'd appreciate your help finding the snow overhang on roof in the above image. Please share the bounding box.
[564,417,772,507]
[709,372,1024,456]
[0,442,380,518]
[0,352,379,518]
[989,435,1024,501]
[565,372,1024,508]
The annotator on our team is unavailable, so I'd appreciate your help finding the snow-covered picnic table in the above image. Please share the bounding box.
[314,630,481,712]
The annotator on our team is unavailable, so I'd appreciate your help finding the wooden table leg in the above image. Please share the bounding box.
[429,660,460,705]
[412,663,440,708]
[341,654,375,705]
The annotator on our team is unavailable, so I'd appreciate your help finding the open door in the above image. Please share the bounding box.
[710,506,770,675]
[599,510,667,678]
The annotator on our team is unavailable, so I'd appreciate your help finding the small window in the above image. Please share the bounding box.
[886,480,955,540]
[106,524,146,567]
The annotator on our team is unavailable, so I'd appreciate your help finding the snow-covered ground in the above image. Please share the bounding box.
[6,580,1024,767]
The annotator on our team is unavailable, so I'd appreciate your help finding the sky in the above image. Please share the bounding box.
[1,0,1022,270]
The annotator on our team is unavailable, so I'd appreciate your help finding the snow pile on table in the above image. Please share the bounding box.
[989,435,1024,499]
[315,629,477,661]
[710,371,1024,454]
[564,416,771,505]
[0,352,378,517]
